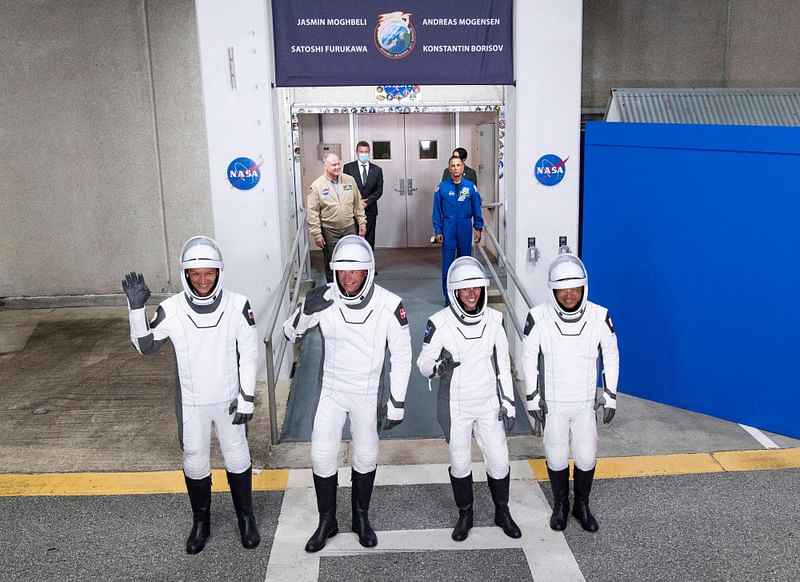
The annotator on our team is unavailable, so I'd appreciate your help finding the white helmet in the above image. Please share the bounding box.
[330,235,375,307]
[447,256,490,324]
[180,235,224,305]
[547,253,588,322]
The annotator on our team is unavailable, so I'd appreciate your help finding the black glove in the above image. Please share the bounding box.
[121,272,150,310]
[528,400,548,436]
[382,418,402,431]
[603,407,615,424]
[434,349,461,377]
[303,285,333,316]
[229,399,252,425]
[498,407,515,435]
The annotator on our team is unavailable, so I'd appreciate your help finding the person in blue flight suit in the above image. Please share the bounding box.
[433,155,484,304]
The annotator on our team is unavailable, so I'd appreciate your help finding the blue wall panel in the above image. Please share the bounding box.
[582,122,800,439]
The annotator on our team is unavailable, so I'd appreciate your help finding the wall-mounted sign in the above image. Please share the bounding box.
[534,154,569,187]
[227,157,262,190]
[272,0,513,87]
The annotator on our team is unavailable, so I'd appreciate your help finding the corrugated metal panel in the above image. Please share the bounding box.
[605,88,800,126]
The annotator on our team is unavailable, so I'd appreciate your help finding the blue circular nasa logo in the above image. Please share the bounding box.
[227,157,261,190]
[534,154,569,187]
[374,12,416,59]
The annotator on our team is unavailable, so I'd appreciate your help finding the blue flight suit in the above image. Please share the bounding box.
[432,177,484,302]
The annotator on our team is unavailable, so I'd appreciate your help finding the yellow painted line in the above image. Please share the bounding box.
[529,449,800,481]
[713,448,800,472]
[0,468,289,497]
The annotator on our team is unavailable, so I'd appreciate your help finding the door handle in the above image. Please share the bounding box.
[407,177,418,196]
[394,178,406,195]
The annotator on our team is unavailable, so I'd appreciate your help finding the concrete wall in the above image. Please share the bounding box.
[583,0,800,109]
[0,0,211,299]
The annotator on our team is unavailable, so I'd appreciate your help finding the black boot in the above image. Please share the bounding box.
[227,466,261,549]
[487,471,521,538]
[547,466,570,531]
[305,473,339,552]
[351,469,378,548]
[449,469,473,541]
[572,466,599,532]
[184,474,211,554]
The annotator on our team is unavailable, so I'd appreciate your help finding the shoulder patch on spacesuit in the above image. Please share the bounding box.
[394,302,409,327]
[150,305,166,329]
[523,312,535,336]
[423,319,436,344]
[242,300,256,327]
[605,312,615,334]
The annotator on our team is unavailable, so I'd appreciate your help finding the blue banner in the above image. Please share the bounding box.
[272,0,513,87]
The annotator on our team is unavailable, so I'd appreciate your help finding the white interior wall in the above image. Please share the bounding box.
[194,0,284,374]
[507,0,583,357]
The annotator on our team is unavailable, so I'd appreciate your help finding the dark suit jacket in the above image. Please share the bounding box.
[343,161,384,216]
[441,164,478,186]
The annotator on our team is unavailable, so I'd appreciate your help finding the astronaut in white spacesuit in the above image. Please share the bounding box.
[122,235,260,554]
[283,235,412,552]
[522,253,619,532]
[416,257,521,541]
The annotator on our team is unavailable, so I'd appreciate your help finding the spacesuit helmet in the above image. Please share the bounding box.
[180,235,224,305]
[447,256,490,324]
[330,235,375,307]
[547,253,588,322]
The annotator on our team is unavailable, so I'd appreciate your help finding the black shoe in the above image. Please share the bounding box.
[305,473,339,552]
[487,470,521,538]
[184,474,211,554]
[227,466,261,549]
[351,469,378,547]
[572,467,599,532]
[449,468,473,541]
[547,466,570,531]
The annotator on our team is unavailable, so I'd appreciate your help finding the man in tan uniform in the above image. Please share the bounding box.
[308,153,367,282]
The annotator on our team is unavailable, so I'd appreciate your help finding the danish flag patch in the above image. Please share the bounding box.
[394,303,409,326]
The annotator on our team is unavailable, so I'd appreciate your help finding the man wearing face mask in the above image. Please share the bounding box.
[283,235,412,552]
[416,256,520,542]
[343,141,384,251]
[121,236,260,555]
[521,253,619,533]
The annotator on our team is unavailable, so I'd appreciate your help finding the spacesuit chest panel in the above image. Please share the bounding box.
[540,313,602,403]
[440,316,497,400]
[317,294,390,394]
[167,293,240,405]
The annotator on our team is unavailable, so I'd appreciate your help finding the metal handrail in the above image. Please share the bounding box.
[477,215,543,436]
[477,220,535,339]
[263,208,310,445]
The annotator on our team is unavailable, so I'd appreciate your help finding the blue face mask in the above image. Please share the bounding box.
[358,153,369,164]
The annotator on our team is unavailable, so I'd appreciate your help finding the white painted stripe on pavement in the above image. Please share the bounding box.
[738,424,780,449]
[266,465,584,582]
[284,460,534,488]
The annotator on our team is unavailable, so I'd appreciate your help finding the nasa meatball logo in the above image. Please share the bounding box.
[534,154,569,187]
[227,157,262,190]
[374,11,416,59]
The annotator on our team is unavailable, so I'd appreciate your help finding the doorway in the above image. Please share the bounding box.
[355,113,452,247]
[295,109,500,249]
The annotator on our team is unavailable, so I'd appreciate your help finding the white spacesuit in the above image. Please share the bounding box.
[123,235,260,554]
[521,253,619,533]
[283,235,411,552]
[416,256,521,541]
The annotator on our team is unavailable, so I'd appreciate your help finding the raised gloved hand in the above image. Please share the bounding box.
[302,285,333,316]
[528,400,547,437]
[122,272,151,310]
[433,349,461,377]
[229,398,253,425]
[382,399,404,431]
[498,402,515,435]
